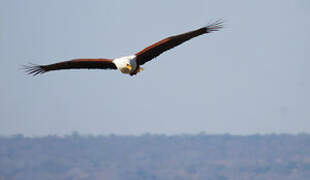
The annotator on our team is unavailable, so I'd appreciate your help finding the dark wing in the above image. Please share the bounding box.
[135,20,223,65]
[23,58,117,76]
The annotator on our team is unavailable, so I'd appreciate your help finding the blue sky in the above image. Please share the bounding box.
[0,0,309,136]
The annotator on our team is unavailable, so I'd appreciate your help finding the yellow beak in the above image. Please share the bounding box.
[127,64,132,70]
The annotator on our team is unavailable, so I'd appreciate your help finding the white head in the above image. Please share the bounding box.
[112,55,137,74]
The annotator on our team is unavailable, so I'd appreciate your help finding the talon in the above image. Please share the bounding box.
[138,67,144,72]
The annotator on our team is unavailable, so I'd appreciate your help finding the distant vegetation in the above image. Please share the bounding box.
[0,133,310,180]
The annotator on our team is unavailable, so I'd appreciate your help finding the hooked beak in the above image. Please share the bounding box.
[127,64,132,70]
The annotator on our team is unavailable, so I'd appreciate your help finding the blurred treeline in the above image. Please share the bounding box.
[0,133,310,180]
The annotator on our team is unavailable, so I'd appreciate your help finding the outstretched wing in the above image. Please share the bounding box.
[23,58,117,76]
[135,20,223,65]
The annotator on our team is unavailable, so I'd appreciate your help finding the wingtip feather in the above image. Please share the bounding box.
[205,19,224,33]
[22,63,47,76]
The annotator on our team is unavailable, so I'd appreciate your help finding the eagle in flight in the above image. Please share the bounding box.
[24,20,223,76]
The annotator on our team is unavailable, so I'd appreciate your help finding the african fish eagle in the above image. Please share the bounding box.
[24,20,223,76]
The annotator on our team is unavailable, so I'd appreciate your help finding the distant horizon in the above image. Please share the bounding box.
[2,132,309,179]
[2,131,309,138]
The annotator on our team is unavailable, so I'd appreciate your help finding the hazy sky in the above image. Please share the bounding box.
[1,0,309,136]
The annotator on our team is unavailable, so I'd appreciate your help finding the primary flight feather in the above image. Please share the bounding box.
[24,20,223,76]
